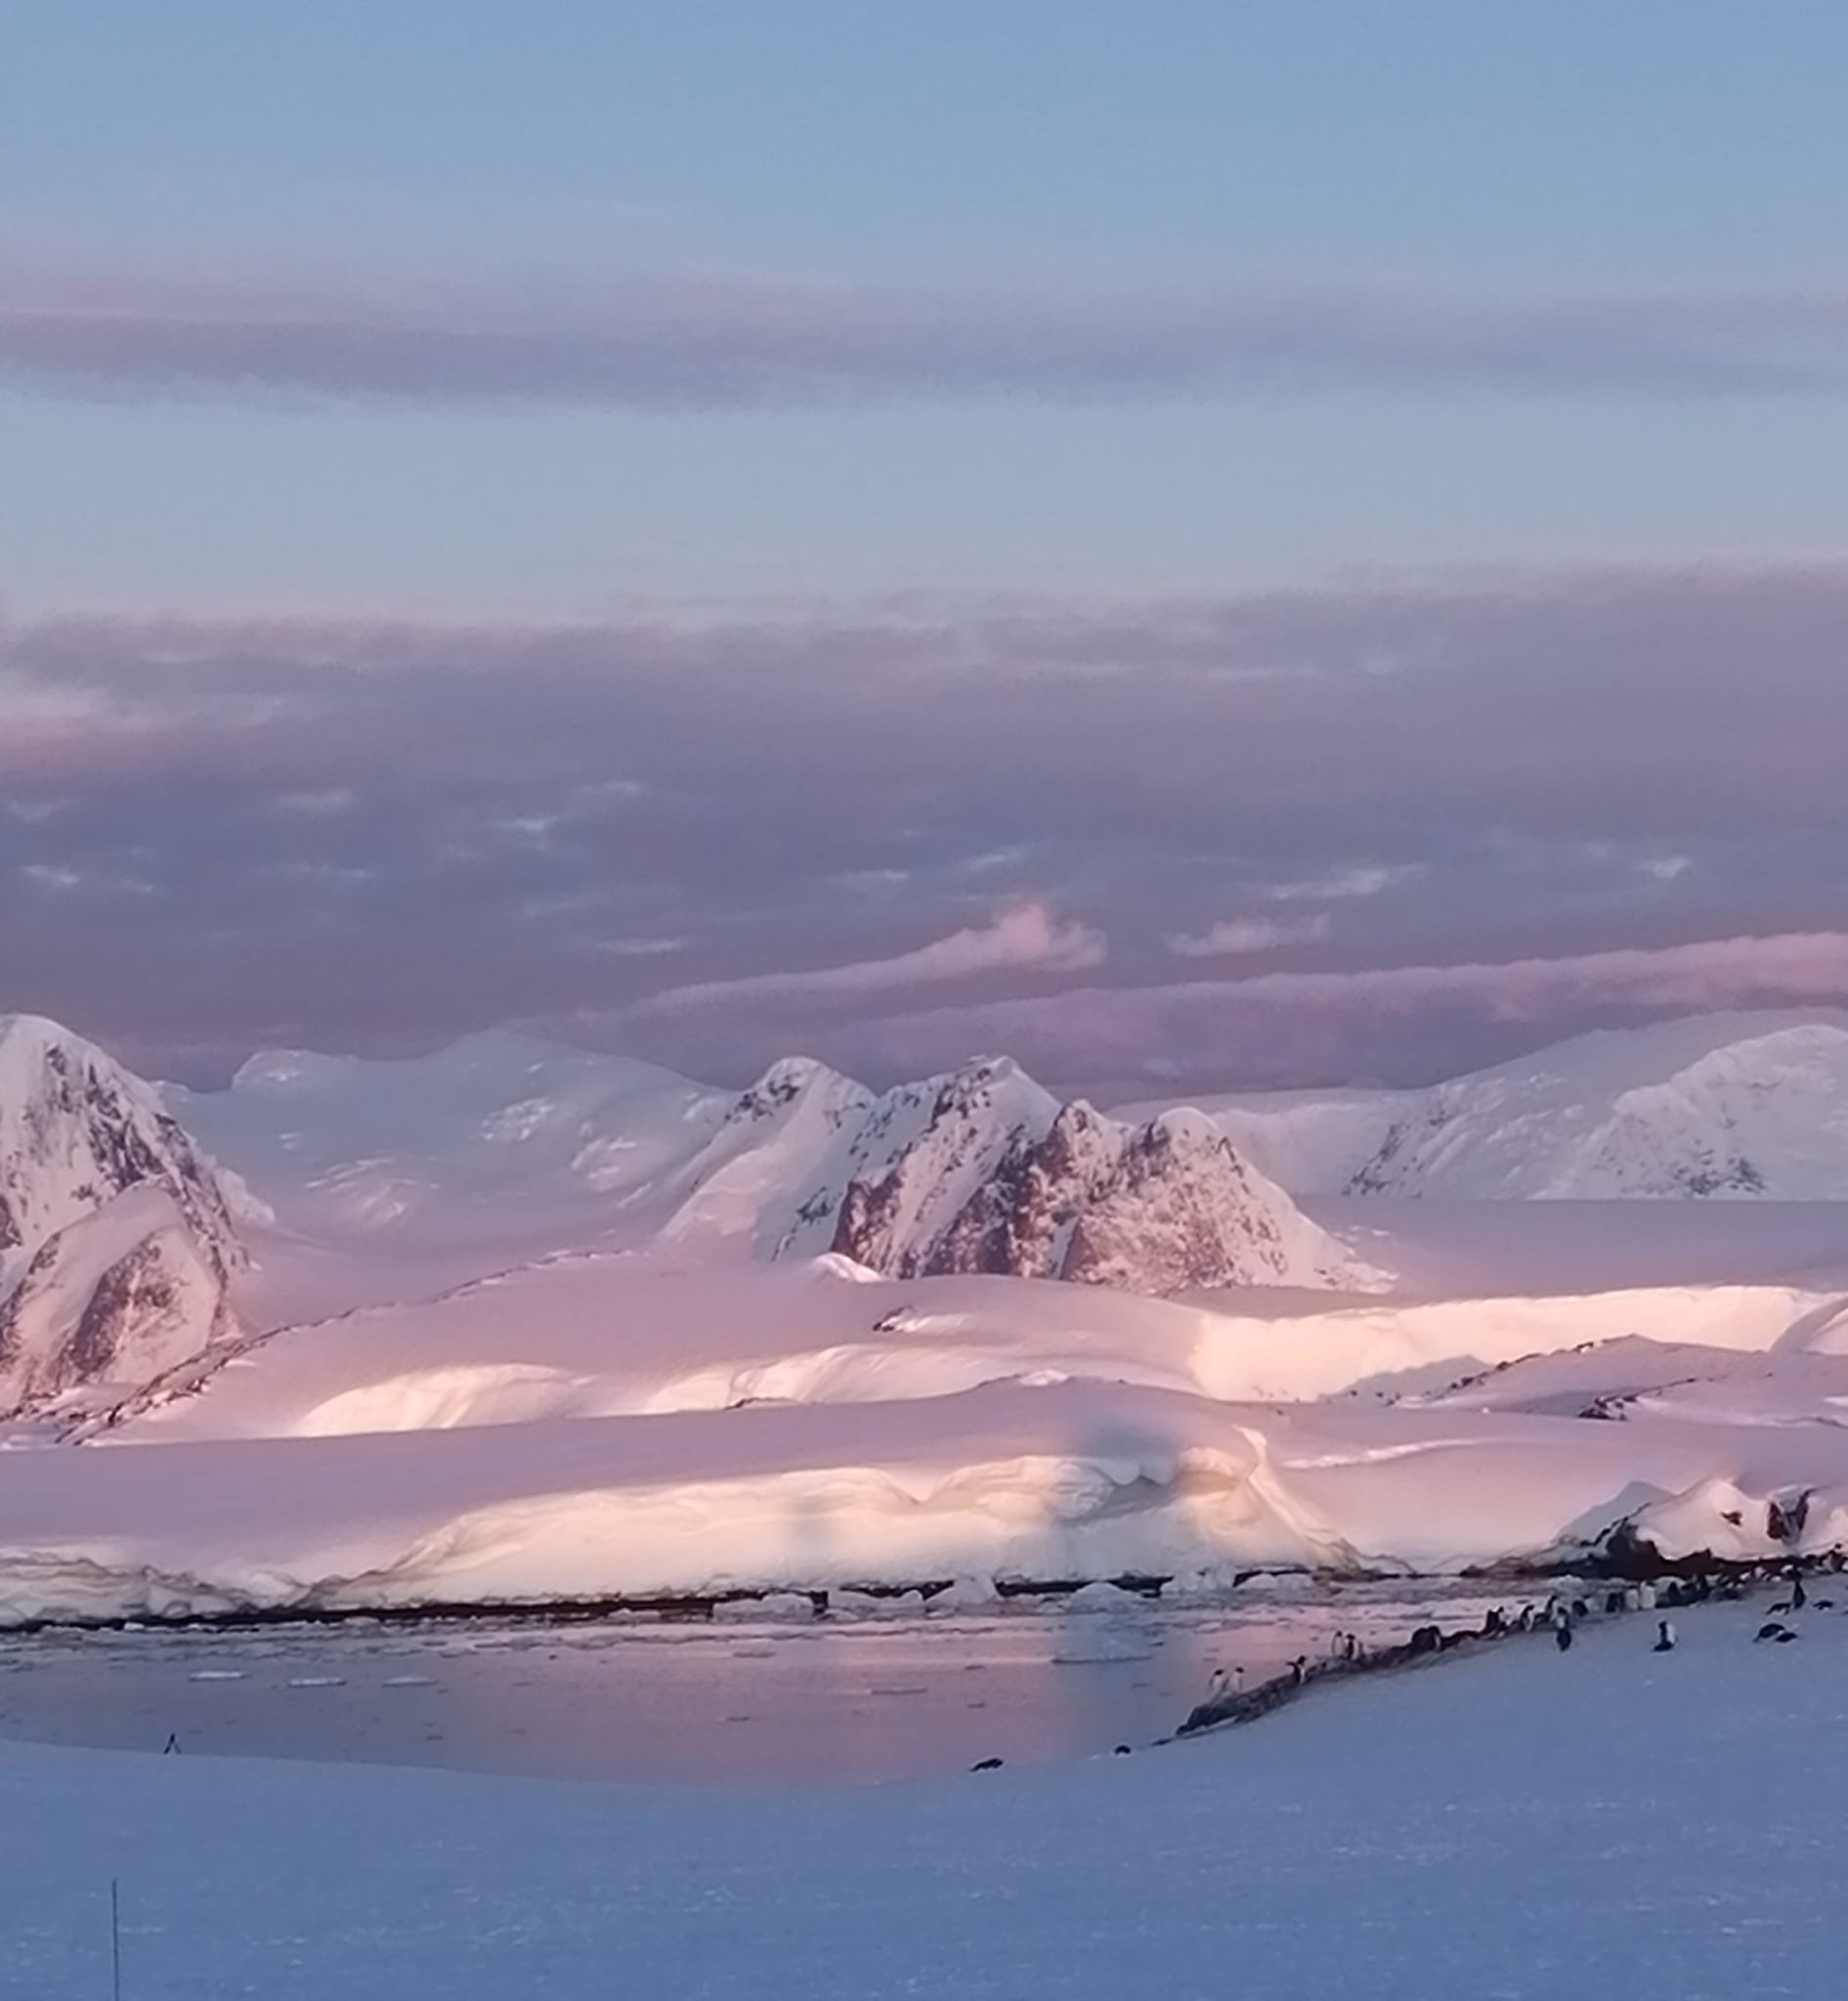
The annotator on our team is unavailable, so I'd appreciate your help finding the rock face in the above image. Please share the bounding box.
[822,1073,1366,1293]
[0,1016,241,1415]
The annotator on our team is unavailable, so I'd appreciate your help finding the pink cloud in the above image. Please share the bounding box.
[624,903,1106,1017]
[839,932,1848,1086]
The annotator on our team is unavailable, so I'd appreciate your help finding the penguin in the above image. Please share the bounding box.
[970,1757,1004,1772]
[1555,1621,1573,1653]
[1653,1619,1677,1653]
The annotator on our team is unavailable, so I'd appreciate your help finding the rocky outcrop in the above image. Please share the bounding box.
[827,1083,1367,1294]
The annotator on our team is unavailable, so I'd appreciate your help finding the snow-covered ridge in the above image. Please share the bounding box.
[0,1016,240,1416]
[1149,1011,1848,1199]
[170,1036,1369,1298]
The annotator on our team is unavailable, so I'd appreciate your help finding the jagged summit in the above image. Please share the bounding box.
[0,1014,236,1281]
[826,1089,1366,1291]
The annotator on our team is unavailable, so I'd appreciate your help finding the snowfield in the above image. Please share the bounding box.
[9,1590,1848,1998]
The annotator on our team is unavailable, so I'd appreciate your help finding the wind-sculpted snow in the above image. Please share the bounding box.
[1166,1010,1848,1198]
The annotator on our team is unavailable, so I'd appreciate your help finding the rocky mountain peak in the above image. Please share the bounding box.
[0,1016,242,1417]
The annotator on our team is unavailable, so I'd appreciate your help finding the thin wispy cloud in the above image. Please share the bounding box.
[624,903,1105,1017]
[1167,914,1333,958]
[12,261,1848,408]
[1266,864,1420,903]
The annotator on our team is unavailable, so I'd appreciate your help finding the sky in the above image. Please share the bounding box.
[6,3,1848,1094]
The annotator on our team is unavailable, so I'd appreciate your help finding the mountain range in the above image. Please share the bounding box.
[3,1005,1846,1426]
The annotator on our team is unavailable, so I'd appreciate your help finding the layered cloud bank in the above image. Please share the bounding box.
[7,566,1848,1088]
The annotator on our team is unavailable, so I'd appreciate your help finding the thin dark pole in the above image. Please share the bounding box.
[110,1878,121,2001]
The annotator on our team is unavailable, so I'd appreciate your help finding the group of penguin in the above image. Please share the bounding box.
[1544,1565,1830,1654]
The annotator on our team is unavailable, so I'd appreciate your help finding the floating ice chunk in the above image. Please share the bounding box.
[928,1575,1000,1611]
[711,1592,815,1622]
[833,1589,928,1618]
[1059,1581,1147,1614]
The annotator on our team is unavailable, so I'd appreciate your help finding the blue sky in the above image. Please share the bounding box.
[6,6,1848,1086]
[11,2,1848,609]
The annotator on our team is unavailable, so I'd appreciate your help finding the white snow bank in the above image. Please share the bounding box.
[109,1253,1839,1447]
[17,1382,1848,1623]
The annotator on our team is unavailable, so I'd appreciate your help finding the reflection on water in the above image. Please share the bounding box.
[0,1581,1549,1788]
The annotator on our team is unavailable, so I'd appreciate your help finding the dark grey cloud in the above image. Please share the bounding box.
[6,564,1848,1088]
[11,263,1848,406]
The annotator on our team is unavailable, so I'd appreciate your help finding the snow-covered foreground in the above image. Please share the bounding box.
[9,1591,1848,1999]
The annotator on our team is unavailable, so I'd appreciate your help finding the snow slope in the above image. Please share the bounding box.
[1155,1010,1848,1198]
[167,1031,729,1263]
[107,1251,1844,1445]
[6,1593,1848,1998]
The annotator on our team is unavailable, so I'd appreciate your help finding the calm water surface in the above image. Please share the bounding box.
[0,1581,1539,1787]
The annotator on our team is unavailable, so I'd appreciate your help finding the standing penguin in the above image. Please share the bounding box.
[1653,1619,1677,1653]
[1556,1619,1574,1653]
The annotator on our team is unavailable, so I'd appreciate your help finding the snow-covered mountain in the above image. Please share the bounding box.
[1151,1012,1848,1200]
[825,1086,1362,1290]
[5,1011,1848,1614]
[170,1037,1368,1299]
[0,1015,241,1414]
